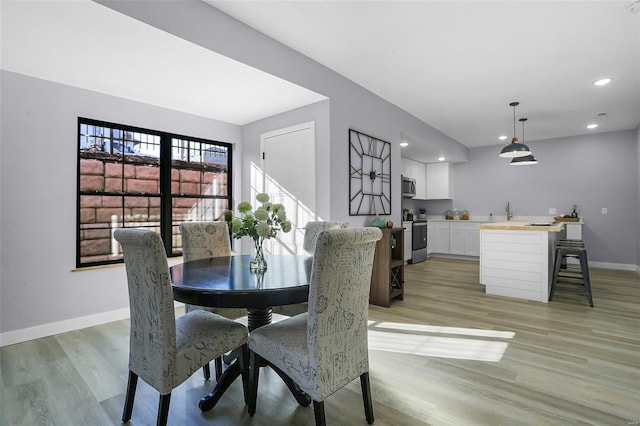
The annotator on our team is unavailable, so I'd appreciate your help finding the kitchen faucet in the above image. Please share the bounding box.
[506,201,513,221]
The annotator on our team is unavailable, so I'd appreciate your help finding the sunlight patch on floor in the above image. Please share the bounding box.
[371,321,515,339]
[367,320,513,362]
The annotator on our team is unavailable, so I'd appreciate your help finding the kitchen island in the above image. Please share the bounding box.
[478,221,564,303]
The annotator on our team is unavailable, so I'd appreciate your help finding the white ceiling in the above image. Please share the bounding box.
[0,0,326,126]
[2,1,638,163]
[208,0,640,160]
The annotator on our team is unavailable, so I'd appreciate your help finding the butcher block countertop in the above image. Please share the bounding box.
[477,221,564,232]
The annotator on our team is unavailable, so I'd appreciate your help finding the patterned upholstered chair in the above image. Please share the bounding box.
[114,229,249,426]
[302,221,349,253]
[180,221,231,263]
[247,227,382,426]
[179,222,234,319]
[273,221,349,317]
[180,221,239,380]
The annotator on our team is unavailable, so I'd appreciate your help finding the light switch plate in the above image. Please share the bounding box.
[549,208,557,215]
[601,207,608,214]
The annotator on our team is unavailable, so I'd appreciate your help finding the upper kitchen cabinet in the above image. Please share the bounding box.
[401,157,427,199]
[426,162,452,199]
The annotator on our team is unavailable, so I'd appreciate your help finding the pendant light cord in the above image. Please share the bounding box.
[513,104,516,141]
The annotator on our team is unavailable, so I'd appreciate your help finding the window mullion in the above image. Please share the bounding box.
[160,133,173,255]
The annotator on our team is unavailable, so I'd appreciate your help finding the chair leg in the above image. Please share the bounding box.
[215,357,223,381]
[248,350,260,416]
[313,400,326,426]
[157,393,171,426]
[203,363,211,380]
[122,370,138,422]
[580,251,594,307]
[549,249,562,301]
[360,372,375,424]
[238,344,250,405]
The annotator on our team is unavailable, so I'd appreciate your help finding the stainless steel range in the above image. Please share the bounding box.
[410,220,428,263]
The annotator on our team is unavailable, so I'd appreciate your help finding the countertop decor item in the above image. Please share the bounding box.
[499,102,532,158]
[226,193,291,271]
[349,129,391,216]
[554,216,580,222]
[370,217,386,228]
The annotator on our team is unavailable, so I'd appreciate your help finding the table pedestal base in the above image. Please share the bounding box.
[198,307,311,412]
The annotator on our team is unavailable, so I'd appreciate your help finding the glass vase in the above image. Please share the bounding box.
[250,239,267,272]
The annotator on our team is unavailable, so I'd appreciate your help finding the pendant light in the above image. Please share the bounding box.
[499,102,532,158]
[511,118,538,165]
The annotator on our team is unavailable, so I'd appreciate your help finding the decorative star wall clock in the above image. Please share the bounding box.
[349,129,391,216]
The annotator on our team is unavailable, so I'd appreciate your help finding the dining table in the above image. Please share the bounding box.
[169,254,314,411]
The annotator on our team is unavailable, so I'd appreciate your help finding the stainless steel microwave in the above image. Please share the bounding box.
[402,176,416,198]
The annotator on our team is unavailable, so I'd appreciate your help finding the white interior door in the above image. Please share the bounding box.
[260,122,316,254]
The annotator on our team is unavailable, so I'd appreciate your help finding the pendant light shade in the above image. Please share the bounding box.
[510,155,538,165]
[499,102,532,158]
[511,117,538,165]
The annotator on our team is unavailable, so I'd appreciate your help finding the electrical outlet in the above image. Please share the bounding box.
[549,208,557,215]
[601,207,608,215]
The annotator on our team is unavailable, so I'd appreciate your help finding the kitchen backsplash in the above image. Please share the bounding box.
[402,198,453,216]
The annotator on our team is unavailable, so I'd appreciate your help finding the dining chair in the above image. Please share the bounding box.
[302,221,349,253]
[273,221,350,317]
[247,227,382,426]
[114,229,249,426]
[180,221,239,380]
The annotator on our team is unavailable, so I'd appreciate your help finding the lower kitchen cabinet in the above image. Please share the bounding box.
[403,221,412,262]
[432,222,450,254]
[449,222,480,256]
[429,221,480,257]
[427,221,434,254]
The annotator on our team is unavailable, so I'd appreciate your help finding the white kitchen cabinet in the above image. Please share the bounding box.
[449,223,465,255]
[565,223,583,240]
[401,157,427,199]
[449,222,480,256]
[564,221,583,265]
[432,221,450,254]
[427,221,434,254]
[403,221,412,262]
[426,162,452,199]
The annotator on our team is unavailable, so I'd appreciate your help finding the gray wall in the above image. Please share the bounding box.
[4,1,637,339]
[2,1,466,336]
[0,71,241,333]
[98,0,467,228]
[637,126,640,269]
[240,100,331,222]
[453,130,638,266]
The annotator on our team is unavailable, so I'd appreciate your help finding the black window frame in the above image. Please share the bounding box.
[76,117,233,268]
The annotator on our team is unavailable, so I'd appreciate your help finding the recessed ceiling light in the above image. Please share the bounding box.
[400,142,408,147]
[438,156,445,161]
[499,135,508,141]
[587,123,598,129]
[593,78,612,86]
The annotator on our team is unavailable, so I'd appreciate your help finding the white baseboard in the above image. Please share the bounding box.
[0,307,131,348]
[589,261,639,272]
[426,255,639,273]
[0,302,185,348]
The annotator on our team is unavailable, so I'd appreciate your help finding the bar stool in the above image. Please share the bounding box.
[549,240,593,307]
[556,239,585,269]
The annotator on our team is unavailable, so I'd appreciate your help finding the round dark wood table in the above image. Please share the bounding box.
[170,254,313,411]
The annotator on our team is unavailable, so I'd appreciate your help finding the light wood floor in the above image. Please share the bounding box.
[2,258,639,425]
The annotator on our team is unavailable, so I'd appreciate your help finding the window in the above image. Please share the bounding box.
[77,117,232,267]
